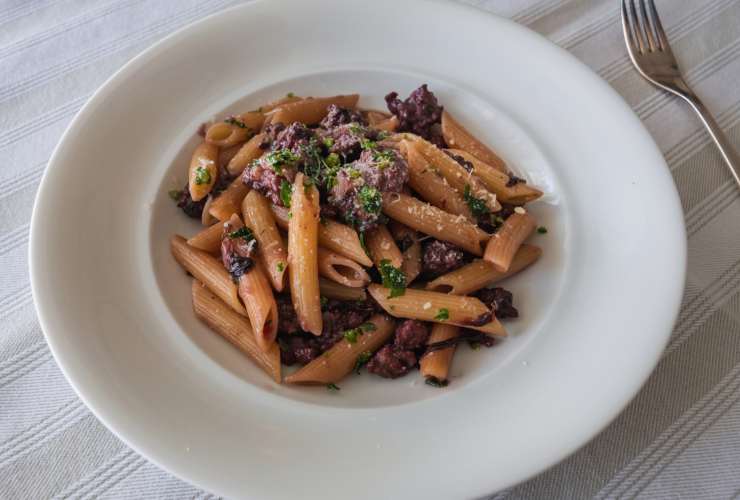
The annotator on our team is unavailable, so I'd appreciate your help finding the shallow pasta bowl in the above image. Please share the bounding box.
[29,0,686,498]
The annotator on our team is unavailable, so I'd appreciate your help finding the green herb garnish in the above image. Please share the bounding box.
[463,184,489,218]
[372,149,395,169]
[265,149,299,174]
[360,137,377,150]
[168,189,182,201]
[225,117,248,129]
[286,92,295,98]
[379,259,406,298]
[342,322,376,344]
[358,231,369,255]
[323,137,335,148]
[325,152,340,168]
[320,296,328,308]
[326,383,340,392]
[358,185,382,215]
[354,351,373,374]
[537,226,548,234]
[434,308,449,321]
[227,226,254,241]
[194,167,211,185]
[276,262,285,272]
[279,179,293,208]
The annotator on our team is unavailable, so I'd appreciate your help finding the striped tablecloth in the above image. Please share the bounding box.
[2,0,739,498]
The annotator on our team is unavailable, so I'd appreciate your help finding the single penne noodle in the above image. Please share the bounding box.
[401,239,422,284]
[208,176,250,222]
[187,221,225,255]
[188,142,219,202]
[367,284,506,337]
[365,224,403,269]
[270,94,359,125]
[227,133,266,177]
[483,212,537,273]
[191,280,280,383]
[225,214,278,351]
[285,314,395,384]
[404,140,474,220]
[381,193,487,256]
[419,323,460,382]
[319,277,367,301]
[270,204,372,267]
[441,110,508,173]
[365,110,390,125]
[288,173,323,335]
[412,135,500,213]
[426,244,542,295]
[205,111,264,147]
[446,149,543,204]
[258,94,303,113]
[201,195,217,226]
[317,247,370,288]
[374,115,399,132]
[170,235,246,316]
[242,190,288,291]
[218,144,243,171]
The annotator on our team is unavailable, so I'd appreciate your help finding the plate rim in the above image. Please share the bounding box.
[29,0,687,497]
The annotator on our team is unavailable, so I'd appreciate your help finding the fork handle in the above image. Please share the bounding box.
[681,92,740,188]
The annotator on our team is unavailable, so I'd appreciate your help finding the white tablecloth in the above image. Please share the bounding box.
[2,0,739,498]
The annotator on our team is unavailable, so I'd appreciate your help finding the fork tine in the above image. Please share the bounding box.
[627,0,647,54]
[621,0,638,53]
[645,0,669,51]
[638,0,658,51]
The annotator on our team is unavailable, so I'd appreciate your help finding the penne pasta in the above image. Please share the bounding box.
[288,173,323,335]
[191,280,280,383]
[374,115,399,132]
[285,314,395,384]
[187,221,224,255]
[188,142,219,202]
[218,144,243,171]
[258,94,303,113]
[170,235,246,316]
[226,133,266,177]
[205,112,264,147]
[446,149,543,205]
[411,135,501,213]
[367,284,506,336]
[441,111,508,173]
[419,324,460,383]
[270,204,372,267]
[427,244,542,295]
[269,94,359,125]
[483,212,537,272]
[242,190,288,291]
[365,110,391,125]
[224,214,278,351]
[365,225,403,270]
[382,193,487,255]
[319,277,367,301]
[317,247,370,288]
[208,176,250,222]
[404,140,474,220]
[387,221,422,282]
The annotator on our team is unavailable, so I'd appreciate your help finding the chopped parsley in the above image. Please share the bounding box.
[358,185,382,215]
[360,137,377,150]
[265,149,299,174]
[379,259,406,298]
[276,262,285,272]
[224,117,248,129]
[343,322,377,344]
[325,152,341,169]
[326,383,340,392]
[323,137,335,148]
[372,149,395,169]
[537,226,548,234]
[425,377,449,388]
[354,351,373,374]
[434,308,450,321]
[348,123,365,135]
[279,179,293,208]
[358,232,369,255]
[463,184,489,218]
[168,189,182,201]
[194,167,211,185]
[320,296,329,308]
[227,226,254,241]
[286,92,295,98]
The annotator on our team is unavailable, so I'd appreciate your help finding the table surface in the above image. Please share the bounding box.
[2,0,739,498]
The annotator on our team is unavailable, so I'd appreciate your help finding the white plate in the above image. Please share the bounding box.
[29,0,686,498]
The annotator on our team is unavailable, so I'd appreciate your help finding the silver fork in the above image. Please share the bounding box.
[622,0,740,188]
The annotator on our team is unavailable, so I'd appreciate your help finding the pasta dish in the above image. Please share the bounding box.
[168,85,546,389]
